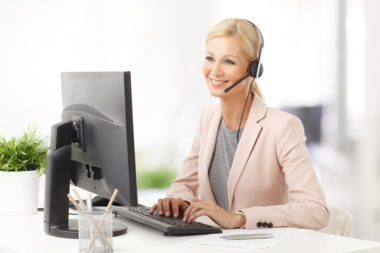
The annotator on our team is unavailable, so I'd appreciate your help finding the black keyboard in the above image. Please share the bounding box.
[113,205,222,235]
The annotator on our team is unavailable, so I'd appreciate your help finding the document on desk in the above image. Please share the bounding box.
[186,227,312,250]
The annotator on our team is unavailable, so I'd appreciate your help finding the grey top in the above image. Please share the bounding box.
[208,118,243,211]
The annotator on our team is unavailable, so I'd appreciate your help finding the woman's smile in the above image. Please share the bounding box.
[210,78,228,87]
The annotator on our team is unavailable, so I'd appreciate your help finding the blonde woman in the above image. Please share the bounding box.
[150,18,330,230]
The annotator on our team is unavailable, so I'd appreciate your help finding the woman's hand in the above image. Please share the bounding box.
[150,197,190,218]
[183,198,246,229]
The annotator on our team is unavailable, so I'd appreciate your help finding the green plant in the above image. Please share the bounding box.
[0,126,49,176]
[137,166,177,189]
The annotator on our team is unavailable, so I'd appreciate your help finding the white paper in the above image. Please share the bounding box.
[186,227,313,250]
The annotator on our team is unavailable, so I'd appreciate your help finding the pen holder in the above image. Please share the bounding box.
[78,209,113,253]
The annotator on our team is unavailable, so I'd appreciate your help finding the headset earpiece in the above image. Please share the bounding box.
[247,21,264,79]
[249,61,264,78]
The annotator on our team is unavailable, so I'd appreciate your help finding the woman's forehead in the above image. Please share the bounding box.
[206,36,246,58]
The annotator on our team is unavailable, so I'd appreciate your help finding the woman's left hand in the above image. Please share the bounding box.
[183,198,246,229]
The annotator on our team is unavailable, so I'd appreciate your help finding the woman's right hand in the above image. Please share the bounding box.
[150,197,190,218]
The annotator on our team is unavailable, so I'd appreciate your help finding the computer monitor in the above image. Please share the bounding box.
[44,72,138,238]
[281,105,323,145]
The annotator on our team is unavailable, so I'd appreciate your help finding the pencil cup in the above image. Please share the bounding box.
[78,210,113,253]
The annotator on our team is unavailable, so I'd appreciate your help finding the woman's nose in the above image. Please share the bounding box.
[210,62,223,77]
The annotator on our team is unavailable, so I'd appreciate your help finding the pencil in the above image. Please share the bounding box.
[88,188,119,251]
[72,189,112,250]
[67,193,80,210]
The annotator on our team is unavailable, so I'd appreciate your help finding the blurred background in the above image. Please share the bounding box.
[0,0,379,241]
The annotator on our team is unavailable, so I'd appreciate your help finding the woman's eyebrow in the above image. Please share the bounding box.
[205,51,239,59]
[223,54,238,59]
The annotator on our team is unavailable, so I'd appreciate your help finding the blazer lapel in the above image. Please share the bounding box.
[198,107,222,202]
[227,93,267,210]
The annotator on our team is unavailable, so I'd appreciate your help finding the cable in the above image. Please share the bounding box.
[236,78,255,143]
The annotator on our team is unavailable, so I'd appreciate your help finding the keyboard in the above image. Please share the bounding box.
[113,205,222,235]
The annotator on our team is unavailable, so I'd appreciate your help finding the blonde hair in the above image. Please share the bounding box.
[206,18,264,99]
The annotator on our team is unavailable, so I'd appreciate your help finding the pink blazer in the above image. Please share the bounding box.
[167,94,330,229]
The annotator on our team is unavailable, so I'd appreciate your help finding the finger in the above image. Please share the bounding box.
[188,209,207,223]
[193,197,200,202]
[162,198,172,217]
[183,203,193,221]
[150,204,157,214]
[184,202,201,222]
[157,198,164,215]
[179,200,190,215]
[187,203,203,220]
[171,198,181,218]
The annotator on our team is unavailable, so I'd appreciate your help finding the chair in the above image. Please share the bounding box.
[319,205,353,237]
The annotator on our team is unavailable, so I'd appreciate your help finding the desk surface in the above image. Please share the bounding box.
[1,212,380,253]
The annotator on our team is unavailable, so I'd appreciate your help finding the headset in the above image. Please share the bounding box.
[224,20,264,93]
[223,20,265,142]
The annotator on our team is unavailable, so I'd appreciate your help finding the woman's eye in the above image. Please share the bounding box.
[225,59,235,65]
[205,56,214,61]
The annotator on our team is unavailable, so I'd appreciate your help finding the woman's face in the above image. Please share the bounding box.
[203,36,251,99]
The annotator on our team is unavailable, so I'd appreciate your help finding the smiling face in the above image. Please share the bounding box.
[202,36,251,99]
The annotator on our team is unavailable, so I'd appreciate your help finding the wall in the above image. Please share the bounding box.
[354,0,380,241]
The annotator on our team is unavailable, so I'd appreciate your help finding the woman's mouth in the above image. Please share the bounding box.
[210,78,228,87]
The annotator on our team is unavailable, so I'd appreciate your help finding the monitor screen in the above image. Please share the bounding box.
[281,105,322,145]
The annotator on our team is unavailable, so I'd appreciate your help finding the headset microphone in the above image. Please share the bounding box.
[224,74,249,93]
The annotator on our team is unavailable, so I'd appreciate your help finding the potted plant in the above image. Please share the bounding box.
[0,126,48,215]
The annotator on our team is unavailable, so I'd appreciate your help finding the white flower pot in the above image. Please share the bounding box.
[0,170,38,215]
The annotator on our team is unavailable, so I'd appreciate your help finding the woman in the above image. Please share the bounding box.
[150,18,330,230]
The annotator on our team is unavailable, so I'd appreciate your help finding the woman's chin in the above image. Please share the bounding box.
[207,84,229,97]
[208,88,226,98]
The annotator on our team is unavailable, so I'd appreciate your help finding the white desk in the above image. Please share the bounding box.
[1,212,380,253]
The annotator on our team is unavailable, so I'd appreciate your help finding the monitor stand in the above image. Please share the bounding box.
[44,120,127,238]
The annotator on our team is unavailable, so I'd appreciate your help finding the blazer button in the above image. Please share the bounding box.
[257,222,262,227]
[262,222,268,227]
[268,223,273,228]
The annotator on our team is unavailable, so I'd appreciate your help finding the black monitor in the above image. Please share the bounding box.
[44,72,138,238]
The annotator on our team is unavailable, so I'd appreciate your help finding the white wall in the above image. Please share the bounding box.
[354,0,380,241]
[0,0,215,167]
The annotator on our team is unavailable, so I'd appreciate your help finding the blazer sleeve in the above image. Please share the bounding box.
[166,114,202,203]
[240,116,330,230]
